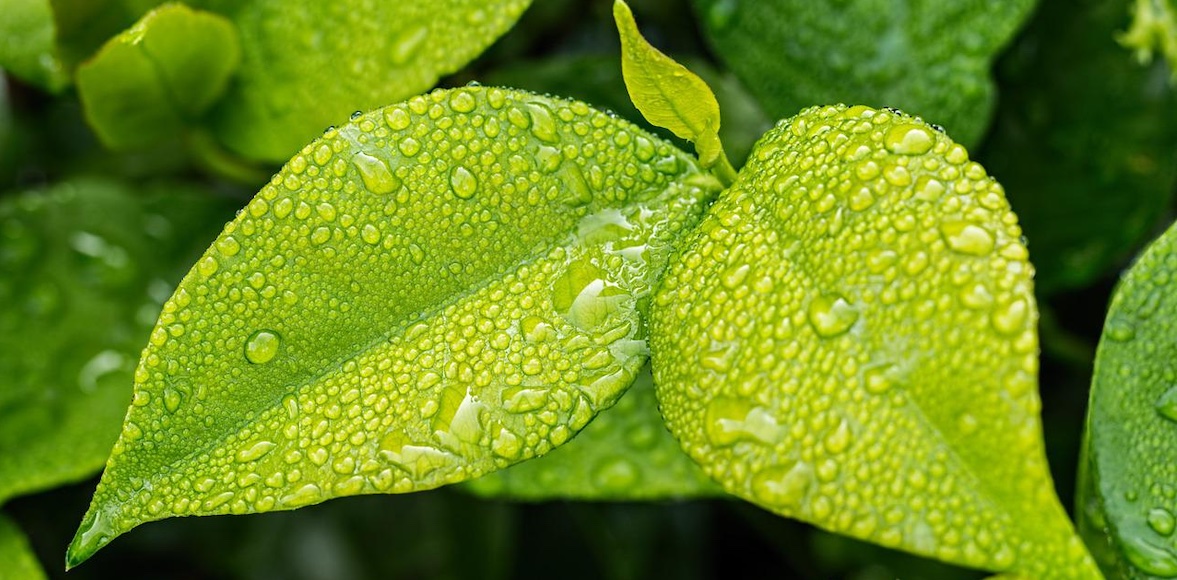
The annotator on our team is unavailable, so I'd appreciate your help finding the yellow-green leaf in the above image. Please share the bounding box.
[0,515,46,580]
[465,365,718,500]
[649,104,1099,578]
[613,0,735,183]
[66,87,721,567]
[1120,0,1177,79]
[76,3,240,149]
[1080,218,1177,578]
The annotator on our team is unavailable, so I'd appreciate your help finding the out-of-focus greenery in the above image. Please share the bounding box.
[1,0,1175,577]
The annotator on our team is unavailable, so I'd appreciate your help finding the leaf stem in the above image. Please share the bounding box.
[711,151,738,188]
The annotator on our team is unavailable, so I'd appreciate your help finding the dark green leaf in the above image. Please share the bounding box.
[979,0,1177,294]
[0,514,46,580]
[0,179,235,506]
[691,0,1034,147]
[67,87,721,566]
[465,365,718,500]
[1081,218,1177,578]
[0,0,69,92]
[649,104,1099,577]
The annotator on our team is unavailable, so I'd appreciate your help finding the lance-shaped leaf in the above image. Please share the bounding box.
[66,87,721,566]
[0,179,235,506]
[690,0,1034,148]
[465,365,718,500]
[613,0,734,182]
[0,515,46,580]
[649,104,1100,577]
[76,3,241,149]
[197,0,534,162]
[1080,219,1177,578]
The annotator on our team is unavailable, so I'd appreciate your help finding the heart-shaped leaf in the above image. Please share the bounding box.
[1080,218,1177,578]
[649,104,1099,577]
[76,3,240,149]
[690,0,1034,148]
[465,364,718,500]
[0,514,45,580]
[0,179,235,506]
[67,87,721,566]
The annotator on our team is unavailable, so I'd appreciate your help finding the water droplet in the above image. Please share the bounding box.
[236,441,277,462]
[1156,386,1177,422]
[1107,318,1137,342]
[807,293,859,337]
[884,124,934,155]
[527,102,558,143]
[1123,534,1177,576]
[163,387,182,413]
[384,107,411,131]
[450,90,476,113]
[863,364,899,395]
[450,166,478,199]
[704,397,781,446]
[939,221,995,256]
[197,256,219,277]
[398,137,421,157]
[361,224,381,245]
[391,26,429,65]
[244,330,281,364]
[592,457,639,491]
[280,483,323,508]
[216,236,241,257]
[721,264,750,289]
[751,462,813,509]
[1150,507,1177,536]
[991,297,1028,336]
[353,152,400,194]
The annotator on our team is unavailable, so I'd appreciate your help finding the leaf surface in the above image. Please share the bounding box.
[465,365,718,500]
[0,515,46,580]
[1081,218,1177,578]
[67,87,720,566]
[691,0,1034,147]
[0,179,235,506]
[76,3,240,149]
[196,0,533,161]
[979,0,1177,294]
[649,104,1098,577]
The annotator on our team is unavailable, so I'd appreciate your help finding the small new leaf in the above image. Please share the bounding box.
[1081,218,1177,578]
[613,0,736,185]
[67,87,720,567]
[650,104,1100,578]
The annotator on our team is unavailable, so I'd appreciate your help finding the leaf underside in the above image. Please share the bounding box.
[1082,218,1177,578]
[0,179,234,507]
[67,86,720,566]
[465,364,718,500]
[690,0,1035,148]
[649,104,1099,578]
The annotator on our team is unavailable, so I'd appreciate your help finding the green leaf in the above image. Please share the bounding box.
[1120,0,1177,79]
[76,3,241,150]
[197,0,534,162]
[67,87,721,567]
[464,364,718,500]
[691,0,1035,148]
[0,514,46,580]
[0,0,68,92]
[484,54,771,167]
[1080,218,1177,578]
[613,0,735,183]
[0,179,235,507]
[649,104,1099,577]
[978,0,1177,294]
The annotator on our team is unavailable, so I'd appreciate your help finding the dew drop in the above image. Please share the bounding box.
[939,221,995,256]
[991,297,1028,336]
[450,90,476,113]
[751,462,813,509]
[1122,534,1177,577]
[1156,386,1177,422]
[361,224,381,245]
[236,441,277,463]
[807,293,859,337]
[884,124,934,155]
[526,102,559,143]
[244,330,281,364]
[1150,507,1177,536]
[352,152,400,194]
[450,166,478,199]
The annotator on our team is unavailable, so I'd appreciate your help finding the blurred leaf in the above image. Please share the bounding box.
[1080,218,1177,578]
[650,104,1099,577]
[195,0,534,162]
[614,0,733,181]
[0,0,69,91]
[980,0,1177,294]
[691,0,1034,148]
[0,178,234,506]
[0,514,46,580]
[466,365,718,500]
[484,54,769,166]
[1120,0,1177,79]
[67,87,721,566]
[76,3,240,149]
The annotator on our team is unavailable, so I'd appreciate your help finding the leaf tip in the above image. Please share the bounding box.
[64,507,116,570]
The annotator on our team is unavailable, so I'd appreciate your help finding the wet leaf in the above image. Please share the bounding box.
[0,179,235,506]
[67,87,721,566]
[979,0,1177,294]
[0,514,46,580]
[649,104,1099,577]
[691,0,1034,148]
[197,0,534,161]
[465,365,718,500]
[613,0,733,180]
[1080,218,1177,578]
[76,3,240,149]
